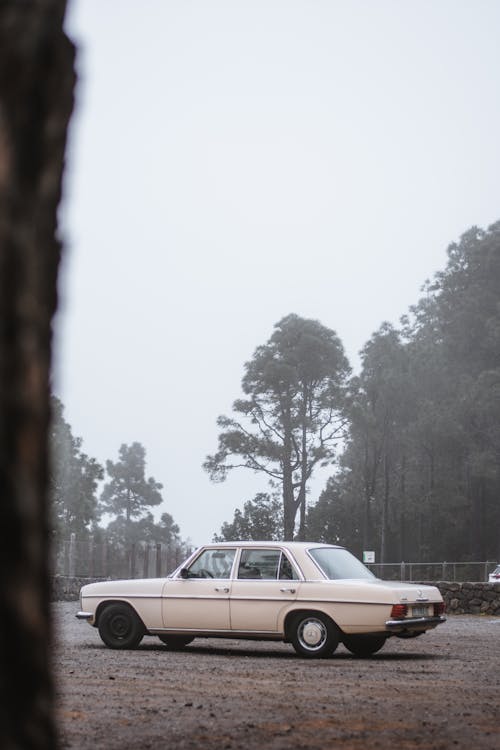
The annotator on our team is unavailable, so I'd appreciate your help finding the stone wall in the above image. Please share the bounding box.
[433,581,500,615]
[52,576,500,614]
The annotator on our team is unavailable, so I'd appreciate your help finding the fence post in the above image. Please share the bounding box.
[401,561,405,581]
[69,532,76,577]
[156,543,162,578]
[129,543,136,579]
[88,535,94,578]
[63,539,69,576]
[143,543,150,578]
[442,561,446,580]
[102,538,108,578]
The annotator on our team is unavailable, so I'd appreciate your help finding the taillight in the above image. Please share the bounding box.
[390,604,408,619]
[434,602,446,616]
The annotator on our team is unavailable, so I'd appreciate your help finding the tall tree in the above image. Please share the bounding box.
[347,324,412,560]
[101,443,163,541]
[313,221,500,562]
[49,397,103,540]
[415,224,500,558]
[106,511,181,547]
[204,314,351,539]
[214,493,283,542]
[0,2,75,748]
[306,476,360,548]
[159,511,182,546]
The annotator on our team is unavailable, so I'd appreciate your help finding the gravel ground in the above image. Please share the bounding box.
[54,602,500,749]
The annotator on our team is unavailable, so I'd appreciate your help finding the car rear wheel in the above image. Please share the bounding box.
[342,634,387,657]
[98,603,145,649]
[158,635,194,649]
[290,613,339,658]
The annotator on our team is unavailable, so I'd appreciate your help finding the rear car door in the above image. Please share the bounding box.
[230,547,300,633]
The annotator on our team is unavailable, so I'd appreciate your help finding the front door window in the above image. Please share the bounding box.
[187,548,236,579]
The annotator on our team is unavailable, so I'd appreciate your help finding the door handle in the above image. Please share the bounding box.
[280,587,296,594]
[214,586,230,593]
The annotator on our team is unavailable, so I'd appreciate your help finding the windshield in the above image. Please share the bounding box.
[309,547,376,580]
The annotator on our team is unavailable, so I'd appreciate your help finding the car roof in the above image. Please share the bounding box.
[199,541,343,550]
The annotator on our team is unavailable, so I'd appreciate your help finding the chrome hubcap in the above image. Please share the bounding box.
[298,618,327,650]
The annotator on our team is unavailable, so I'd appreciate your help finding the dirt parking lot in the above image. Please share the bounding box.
[54,602,500,749]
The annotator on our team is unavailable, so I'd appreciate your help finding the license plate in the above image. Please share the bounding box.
[412,605,429,617]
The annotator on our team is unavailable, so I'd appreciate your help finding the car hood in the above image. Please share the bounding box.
[81,577,166,598]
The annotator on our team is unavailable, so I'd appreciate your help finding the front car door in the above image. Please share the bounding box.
[230,547,301,633]
[162,547,236,632]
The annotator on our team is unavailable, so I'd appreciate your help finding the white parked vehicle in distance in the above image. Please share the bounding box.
[77,541,446,658]
[488,565,500,583]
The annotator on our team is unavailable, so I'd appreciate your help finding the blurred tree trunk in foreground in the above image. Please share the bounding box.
[0,2,74,748]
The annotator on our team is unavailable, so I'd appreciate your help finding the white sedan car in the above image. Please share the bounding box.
[77,541,446,658]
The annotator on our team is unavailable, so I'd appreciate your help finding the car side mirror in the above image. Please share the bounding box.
[180,568,189,579]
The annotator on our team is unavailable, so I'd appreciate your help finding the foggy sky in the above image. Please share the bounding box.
[56,0,500,545]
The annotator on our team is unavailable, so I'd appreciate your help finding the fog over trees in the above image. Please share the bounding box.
[49,401,184,552]
[50,396,103,541]
[212,223,500,561]
[52,222,500,562]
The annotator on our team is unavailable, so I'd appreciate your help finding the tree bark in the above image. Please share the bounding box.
[0,3,75,748]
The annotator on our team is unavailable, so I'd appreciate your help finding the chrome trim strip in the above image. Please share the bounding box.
[228,596,392,606]
[227,596,297,602]
[83,593,398,606]
[162,595,379,604]
[150,627,280,636]
[76,611,93,619]
[82,594,163,599]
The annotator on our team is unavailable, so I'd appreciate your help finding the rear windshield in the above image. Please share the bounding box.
[309,547,376,580]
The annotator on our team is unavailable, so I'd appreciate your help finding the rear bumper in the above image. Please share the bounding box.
[385,615,446,633]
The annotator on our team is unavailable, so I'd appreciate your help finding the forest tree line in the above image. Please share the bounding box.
[210,223,500,562]
[49,402,185,552]
[51,222,500,563]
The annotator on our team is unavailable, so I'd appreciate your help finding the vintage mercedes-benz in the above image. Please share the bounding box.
[77,541,446,658]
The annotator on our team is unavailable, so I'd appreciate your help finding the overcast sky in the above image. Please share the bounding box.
[56,0,500,546]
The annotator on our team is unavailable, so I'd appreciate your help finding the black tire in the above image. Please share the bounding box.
[98,603,145,649]
[342,634,386,657]
[290,613,339,658]
[158,635,194,650]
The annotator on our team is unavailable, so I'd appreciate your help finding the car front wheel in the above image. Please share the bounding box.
[342,634,387,657]
[98,603,145,649]
[290,613,339,658]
